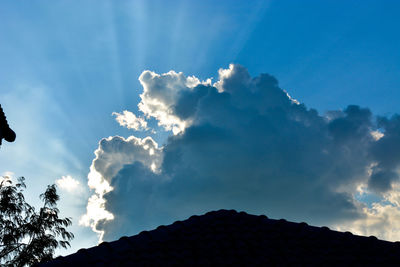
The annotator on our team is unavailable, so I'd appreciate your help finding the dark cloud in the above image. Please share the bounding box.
[83,64,400,241]
[368,115,400,192]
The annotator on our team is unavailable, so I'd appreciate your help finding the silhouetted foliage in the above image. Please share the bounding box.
[0,104,16,146]
[0,176,73,266]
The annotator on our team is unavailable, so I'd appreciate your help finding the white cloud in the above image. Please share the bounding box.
[112,110,148,131]
[335,202,400,241]
[83,64,400,243]
[335,181,400,241]
[0,171,14,184]
[382,182,400,207]
[138,70,210,134]
[56,175,81,193]
[1,171,14,179]
[370,130,384,141]
[80,135,162,242]
[79,194,114,242]
[283,90,300,105]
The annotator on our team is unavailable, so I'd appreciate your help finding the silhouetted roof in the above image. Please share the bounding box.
[40,210,400,266]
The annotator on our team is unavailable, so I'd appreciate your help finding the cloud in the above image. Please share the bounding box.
[335,202,400,242]
[55,175,81,193]
[368,115,400,193]
[83,64,400,242]
[138,70,211,135]
[112,111,148,131]
[0,171,14,184]
[80,135,162,241]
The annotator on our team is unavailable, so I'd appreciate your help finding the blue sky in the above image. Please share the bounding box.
[1,0,400,256]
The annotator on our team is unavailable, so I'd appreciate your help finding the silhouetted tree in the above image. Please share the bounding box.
[0,176,74,266]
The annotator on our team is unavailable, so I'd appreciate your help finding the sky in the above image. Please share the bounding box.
[1,0,400,256]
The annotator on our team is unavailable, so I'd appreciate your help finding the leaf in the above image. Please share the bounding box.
[0,179,74,266]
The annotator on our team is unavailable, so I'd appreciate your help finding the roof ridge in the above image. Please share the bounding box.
[39,209,400,266]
